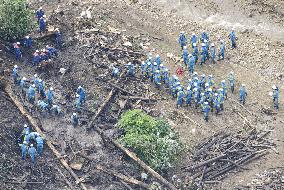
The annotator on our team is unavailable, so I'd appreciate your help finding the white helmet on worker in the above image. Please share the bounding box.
[14,65,18,68]
[222,80,226,83]
[24,124,28,128]
[193,43,197,47]
[156,55,160,58]
[16,42,20,45]
[50,87,54,91]
[30,144,33,147]
[73,113,77,116]
[272,85,277,89]
[211,43,215,47]
[32,84,36,87]
[22,77,26,80]
[204,102,208,105]
[242,84,245,86]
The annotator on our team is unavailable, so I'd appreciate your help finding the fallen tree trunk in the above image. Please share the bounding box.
[4,85,88,190]
[87,89,116,130]
[95,165,150,189]
[94,127,177,190]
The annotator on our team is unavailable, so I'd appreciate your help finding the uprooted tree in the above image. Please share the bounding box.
[0,0,34,41]
[118,109,183,172]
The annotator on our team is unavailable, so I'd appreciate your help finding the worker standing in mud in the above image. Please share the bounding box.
[23,36,33,48]
[19,77,27,96]
[36,7,44,22]
[192,43,199,64]
[271,85,279,110]
[14,42,22,61]
[228,71,235,93]
[47,87,54,106]
[202,102,210,121]
[55,28,62,48]
[19,141,28,160]
[239,84,247,105]
[77,86,86,103]
[39,15,47,34]
[229,29,237,49]
[191,33,197,48]
[178,31,187,50]
[12,65,19,84]
[28,84,36,104]
[36,136,44,156]
[28,144,37,165]
[183,46,189,66]
[71,113,79,127]
[210,43,216,64]
[218,40,225,60]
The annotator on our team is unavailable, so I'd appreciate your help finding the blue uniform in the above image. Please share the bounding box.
[155,56,161,66]
[38,81,46,98]
[126,64,135,77]
[46,46,58,57]
[189,56,195,74]
[218,42,225,60]
[210,46,216,64]
[178,32,187,49]
[36,9,44,21]
[20,143,28,160]
[38,100,49,112]
[24,37,33,48]
[12,67,19,83]
[239,86,247,105]
[177,90,184,108]
[36,136,44,156]
[71,114,79,127]
[55,31,62,48]
[202,103,210,121]
[183,48,189,65]
[201,32,209,42]
[112,67,120,78]
[141,63,147,77]
[228,73,235,93]
[28,86,35,104]
[230,31,236,48]
[77,87,86,103]
[191,35,197,47]
[14,45,21,61]
[154,72,161,88]
[32,52,41,66]
[186,88,192,106]
[47,89,54,105]
[28,146,36,164]
[39,18,46,33]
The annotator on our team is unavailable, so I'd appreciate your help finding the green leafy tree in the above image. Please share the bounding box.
[118,109,183,172]
[0,0,34,41]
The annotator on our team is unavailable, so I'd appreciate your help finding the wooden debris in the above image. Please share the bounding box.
[120,95,157,101]
[4,85,88,190]
[182,129,275,185]
[93,127,177,190]
[108,83,135,96]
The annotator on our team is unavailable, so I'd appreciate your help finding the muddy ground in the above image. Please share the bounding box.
[1,0,284,189]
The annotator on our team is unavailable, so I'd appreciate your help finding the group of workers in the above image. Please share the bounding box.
[12,7,62,65]
[18,124,44,164]
[178,30,236,74]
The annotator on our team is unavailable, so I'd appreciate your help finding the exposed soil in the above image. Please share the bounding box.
[1,0,284,189]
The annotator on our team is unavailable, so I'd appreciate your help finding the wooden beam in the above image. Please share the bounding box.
[4,85,88,190]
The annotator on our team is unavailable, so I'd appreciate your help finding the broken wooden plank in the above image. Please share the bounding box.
[107,83,135,96]
[4,85,88,190]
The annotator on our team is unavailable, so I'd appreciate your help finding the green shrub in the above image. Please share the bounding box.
[118,109,183,172]
[0,0,34,41]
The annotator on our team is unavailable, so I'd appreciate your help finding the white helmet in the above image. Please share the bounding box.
[14,65,18,68]
[202,43,206,47]
[193,72,198,75]
[187,86,191,90]
[30,144,33,147]
[155,70,160,73]
[165,68,169,71]
[230,71,234,74]
[32,84,36,87]
[272,85,277,90]
[204,102,208,105]
[189,54,192,57]
[208,74,213,78]
[160,64,164,67]
[16,42,20,45]
[242,84,245,86]
[156,55,160,58]
[204,39,208,43]
[215,93,218,96]
[141,61,145,65]
[193,43,197,47]
[220,40,224,43]
[34,74,38,78]
[205,83,209,87]
[43,15,46,18]
[208,88,212,92]
[36,50,39,53]
[211,43,215,47]
[39,7,43,10]
[192,33,195,36]
[222,80,226,83]
[78,86,82,89]
[201,93,204,96]
[76,94,80,97]
[201,74,205,77]
[183,46,187,50]
[73,113,77,116]
[219,88,223,91]
[50,87,54,91]
[22,77,26,80]
[23,141,27,144]
[39,79,42,82]
[153,62,157,66]
[193,82,197,86]
[24,124,28,128]
[269,92,273,96]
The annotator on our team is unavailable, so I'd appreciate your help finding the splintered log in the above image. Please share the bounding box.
[87,89,116,130]
[95,165,150,189]
[4,85,88,190]
[94,127,177,190]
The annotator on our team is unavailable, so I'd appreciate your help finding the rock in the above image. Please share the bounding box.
[123,41,132,47]
[70,162,83,171]
[59,68,66,74]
